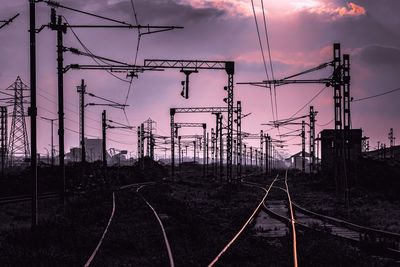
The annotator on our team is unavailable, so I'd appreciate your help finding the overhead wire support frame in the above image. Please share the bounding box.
[0,13,20,30]
[39,0,183,33]
[147,60,235,182]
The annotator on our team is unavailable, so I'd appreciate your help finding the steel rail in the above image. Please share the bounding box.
[84,192,116,267]
[208,174,279,267]
[285,170,298,267]
[137,185,175,267]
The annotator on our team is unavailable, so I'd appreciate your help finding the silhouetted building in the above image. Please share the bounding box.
[66,138,110,163]
[286,151,311,171]
[320,129,362,172]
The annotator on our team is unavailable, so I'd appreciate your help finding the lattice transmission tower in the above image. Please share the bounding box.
[7,76,30,165]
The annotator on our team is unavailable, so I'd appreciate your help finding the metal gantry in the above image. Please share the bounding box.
[389,128,395,159]
[239,43,352,177]
[77,79,86,164]
[175,122,207,176]
[145,60,235,181]
[309,106,317,173]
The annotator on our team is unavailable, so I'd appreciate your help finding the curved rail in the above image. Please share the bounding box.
[207,174,279,267]
[84,192,116,267]
[137,185,175,267]
[284,170,298,267]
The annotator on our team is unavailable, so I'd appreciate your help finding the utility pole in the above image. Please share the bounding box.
[250,146,253,167]
[243,144,247,168]
[309,106,316,173]
[137,126,141,160]
[333,43,342,189]
[29,0,38,228]
[0,107,7,178]
[260,130,264,172]
[203,123,206,177]
[255,149,258,167]
[211,128,215,177]
[140,123,145,160]
[49,11,67,205]
[206,132,209,176]
[219,115,223,181]
[170,109,175,179]
[178,136,182,173]
[102,110,107,175]
[41,117,57,166]
[302,120,306,173]
[77,79,86,164]
[236,101,242,178]
[265,134,269,175]
[193,140,196,164]
[389,128,395,159]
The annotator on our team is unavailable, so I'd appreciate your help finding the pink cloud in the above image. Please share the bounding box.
[337,2,366,17]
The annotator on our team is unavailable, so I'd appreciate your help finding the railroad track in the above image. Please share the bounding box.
[0,192,59,205]
[249,171,400,260]
[208,173,280,267]
[208,170,400,266]
[84,180,175,267]
[243,171,299,266]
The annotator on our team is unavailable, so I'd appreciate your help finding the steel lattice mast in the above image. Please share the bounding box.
[7,76,30,165]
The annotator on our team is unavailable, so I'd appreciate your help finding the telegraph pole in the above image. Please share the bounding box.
[219,115,223,181]
[41,117,57,166]
[260,130,264,172]
[389,128,395,159]
[178,136,182,173]
[265,134,269,175]
[77,79,86,164]
[49,12,67,205]
[203,123,206,177]
[211,128,215,177]
[193,140,196,164]
[102,110,107,172]
[309,106,316,173]
[29,0,38,228]
[250,147,253,167]
[302,120,306,173]
[170,109,175,179]
[137,126,141,159]
[0,107,7,178]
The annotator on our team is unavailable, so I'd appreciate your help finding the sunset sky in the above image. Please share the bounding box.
[0,0,399,159]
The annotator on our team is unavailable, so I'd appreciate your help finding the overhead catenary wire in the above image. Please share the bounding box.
[289,85,328,119]
[63,16,132,83]
[250,0,276,125]
[352,87,400,102]
[260,0,279,125]
[122,0,142,123]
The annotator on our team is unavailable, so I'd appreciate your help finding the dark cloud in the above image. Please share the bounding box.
[355,44,400,67]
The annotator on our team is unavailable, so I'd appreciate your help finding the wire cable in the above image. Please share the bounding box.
[289,85,328,119]
[261,0,279,125]
[63,16,131,83]
[352,87,400,102]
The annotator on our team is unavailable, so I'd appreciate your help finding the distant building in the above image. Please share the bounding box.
[320,129,362,172]
[66,138,110,163]
[286,151,311,172]
[86,138,103,162]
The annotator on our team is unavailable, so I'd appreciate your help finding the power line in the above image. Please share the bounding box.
[260,0,280,141]
[260,0,278,122]
[352,87,400,102]
[289,85,328,119]
[250,0,276,125]
[63,16,132,83]
[316,118,334,127]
